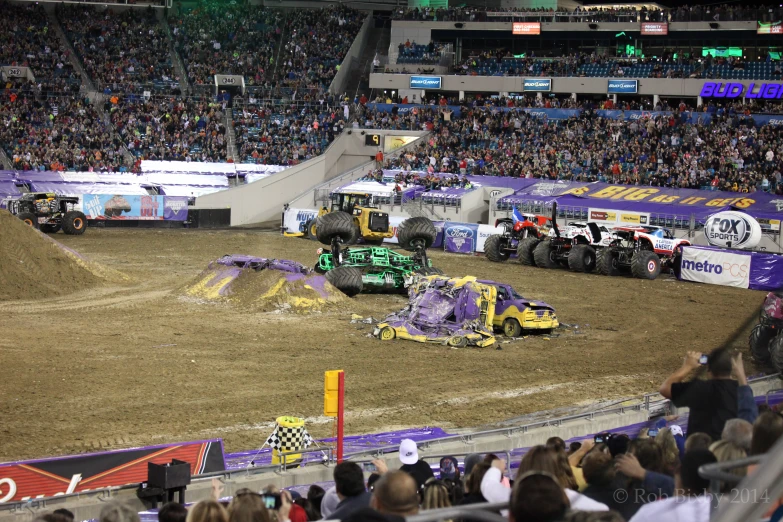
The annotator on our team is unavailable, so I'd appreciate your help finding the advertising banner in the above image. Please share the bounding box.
[444,223,479,254]
[680,246,751,289]
[476,225,504,253]
[409,76,442,89]
[618,212,650,225]
[512,22,541,35]
[523,78,552,92]
[523,108,580,119]
[0,440,224,503]
[750,114,783,127]
[757,21,782,34]
[82,195,189,221]
[384,136,419,153]
[607,80,639,94]
[365,103,462,118]
[640,22,668,35]
[588,209,618,224]
[748,250,783,291]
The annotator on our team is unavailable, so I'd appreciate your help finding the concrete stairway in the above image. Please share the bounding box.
[0,148,13,169]
[158,13,191,95]
[225,108,239,163]
[343,18,390,98]
[44,4,96,92]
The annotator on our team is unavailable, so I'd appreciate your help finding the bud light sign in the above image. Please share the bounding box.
[409,76,442,89]
[607,80,638,94]
[523,78,551,92]
[699,82,783,99]
[444,223,478,254]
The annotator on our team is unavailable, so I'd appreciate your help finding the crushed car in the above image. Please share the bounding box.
[373,276,558,347]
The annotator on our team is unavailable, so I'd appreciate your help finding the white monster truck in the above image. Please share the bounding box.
[597,225,690,280]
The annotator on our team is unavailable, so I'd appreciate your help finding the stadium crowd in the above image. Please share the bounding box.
[0,92,127,171]
[172,4,283,88]
[29,348,783,522]
[108,95,228,163]
[1,2,81,94]
[233,101,347,166]
[276,6,364,95]
[57,5,175,92]
[355,101,783,194]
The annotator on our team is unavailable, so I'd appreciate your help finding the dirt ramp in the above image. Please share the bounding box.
[184,255,346,313]
[0,210,123,300]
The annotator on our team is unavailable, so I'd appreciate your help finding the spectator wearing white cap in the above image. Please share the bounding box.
[398,439,434,489]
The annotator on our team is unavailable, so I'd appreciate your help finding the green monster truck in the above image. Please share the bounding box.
[313,212,440,297]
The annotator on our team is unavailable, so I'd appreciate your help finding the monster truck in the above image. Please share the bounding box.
[596,225,690,280]
[483,213,549,264]
[749,292,783,371]
[531,205,613,272]
[6,192,87,235]
[373,275,558,347]
[314,212,439,296]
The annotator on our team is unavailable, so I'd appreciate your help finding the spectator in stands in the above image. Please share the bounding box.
[325,462,371,520]
[610,438,672,516]
[228,492,272,522]
[708,440,747,492]
[306,485,325,520]
[439,456,460,480]
[34,515,70,522]
[370,471,420,517]
[654,428,681,476]
[684,432,713,453]
[751,411,783,456]
[463,453,482,479]
[421,479,451,511]
[482,449,609,511]
[580,452,634,518]
[100,502,142,522]
[398,439,435,488]
[510,472,570,522]
[460,461,491,505]
[319,487,340,519]
[660,349,746,440]
[158,503,188,522]
[628,450,717,522]
[722,418,753,452]
[52,510,74,522]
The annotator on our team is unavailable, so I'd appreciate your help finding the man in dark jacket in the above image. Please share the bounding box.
[324,462,372,520]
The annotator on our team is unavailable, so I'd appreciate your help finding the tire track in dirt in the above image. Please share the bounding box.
[0,285,171,313]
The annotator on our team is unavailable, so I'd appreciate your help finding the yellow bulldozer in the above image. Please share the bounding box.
[283,192,392,245]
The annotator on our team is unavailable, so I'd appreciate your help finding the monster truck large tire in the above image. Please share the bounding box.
[749,324,774,364]
[568,244,597,273]
[533,241,558,269]
[631,251,661,280]
[17,212,39,229]
[517,237,540,266]
[40,224,61,234]
[305,219,318,240]
[484,235,509,262]
[597,248,620,276]
[397,217,436,251]
[770,334,783,372]
[325,266,363,297]
[62,211,87,235]
[316,212,355,246]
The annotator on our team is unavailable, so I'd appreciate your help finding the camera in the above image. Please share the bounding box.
[261,493,282,510]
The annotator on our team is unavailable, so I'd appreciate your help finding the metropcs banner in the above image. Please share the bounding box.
[82,195,189,221]
[680,246,751,289]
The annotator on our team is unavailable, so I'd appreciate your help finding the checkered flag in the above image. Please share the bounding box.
[264,425,315,451]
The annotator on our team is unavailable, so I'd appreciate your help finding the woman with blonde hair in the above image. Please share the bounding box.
[654,428,680,476]
[228,493,272,522]
[709,440,747,492]
[187,501,228,522]
[422,478,451,511]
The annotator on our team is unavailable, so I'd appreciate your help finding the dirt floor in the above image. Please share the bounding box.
[0,227,770,462]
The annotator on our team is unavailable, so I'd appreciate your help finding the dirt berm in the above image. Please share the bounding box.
[0,210,125,300]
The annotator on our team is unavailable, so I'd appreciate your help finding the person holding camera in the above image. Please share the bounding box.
[659,348,750,440]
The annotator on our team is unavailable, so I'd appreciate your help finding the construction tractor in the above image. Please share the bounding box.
[284,192,393,245]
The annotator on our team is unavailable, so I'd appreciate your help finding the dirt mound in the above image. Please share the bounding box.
[0,210,123,300]
[184,259,347,313]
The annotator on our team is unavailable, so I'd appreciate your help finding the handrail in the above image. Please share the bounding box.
[405,502,509,522]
